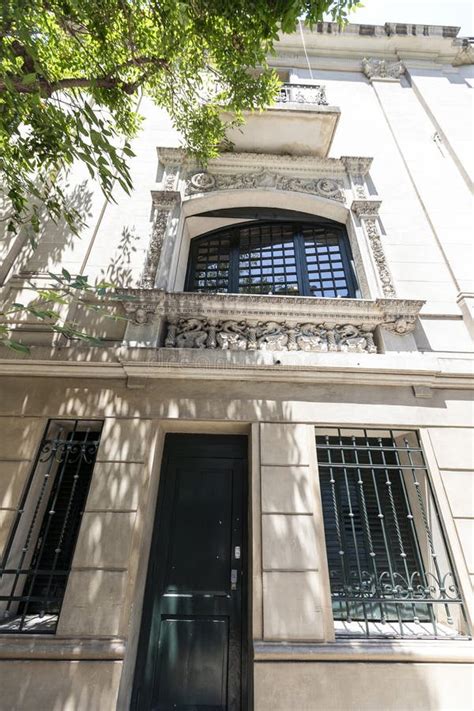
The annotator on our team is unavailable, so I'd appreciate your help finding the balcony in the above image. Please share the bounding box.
[120,290,424,360]
[222,82,340,157]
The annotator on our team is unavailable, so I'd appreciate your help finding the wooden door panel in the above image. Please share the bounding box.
[132,435,248,711]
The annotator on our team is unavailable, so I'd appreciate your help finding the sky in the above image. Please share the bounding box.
[343,0,473,36]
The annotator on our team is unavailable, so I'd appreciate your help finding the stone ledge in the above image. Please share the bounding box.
[254,639,474,664]
[0,636,126,660]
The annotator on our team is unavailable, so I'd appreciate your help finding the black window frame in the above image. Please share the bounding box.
[316,427,470,639]
[0,419,103,634]
[185,219,359,298]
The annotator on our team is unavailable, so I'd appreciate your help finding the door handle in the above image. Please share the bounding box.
[231,569,238,590]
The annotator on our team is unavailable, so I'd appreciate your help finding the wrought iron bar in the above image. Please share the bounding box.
[0,420,102,634]
[317,428,470,640]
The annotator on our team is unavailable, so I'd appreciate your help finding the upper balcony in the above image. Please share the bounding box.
[223,82,340,158]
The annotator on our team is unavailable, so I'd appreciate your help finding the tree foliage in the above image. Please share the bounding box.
[0,0,359,350]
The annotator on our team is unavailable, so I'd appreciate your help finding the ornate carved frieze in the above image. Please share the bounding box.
[141,191,180,289]
[185,170,346,203]
[164,318,377,353]
[362,58,405,81]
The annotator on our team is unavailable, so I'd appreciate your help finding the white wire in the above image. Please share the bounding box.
[298,18,314,80]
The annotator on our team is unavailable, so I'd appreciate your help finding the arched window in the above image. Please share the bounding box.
[186,220,359,298]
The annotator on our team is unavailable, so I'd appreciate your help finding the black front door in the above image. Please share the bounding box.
[132,434,248,711]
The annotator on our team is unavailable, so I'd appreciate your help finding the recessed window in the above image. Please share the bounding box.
[0,420,102,633]
[316,428,470,639]
[186,221,358,298]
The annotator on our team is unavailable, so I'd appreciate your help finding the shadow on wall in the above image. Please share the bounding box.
[97,225,141,289]
[6,180,94,278]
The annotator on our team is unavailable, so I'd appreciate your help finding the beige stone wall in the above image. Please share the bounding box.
[0,377,472,709]
[0,660,122,711]
[58,418,153,637]
[254,661,474,711]
[259,423,333,642]
[428,427,474,593]
[0,416,47,559]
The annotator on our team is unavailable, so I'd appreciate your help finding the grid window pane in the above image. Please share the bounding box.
[303,227,351,298]
[238,224,299,295]
[189,235,231,293]
[186,221,357,298]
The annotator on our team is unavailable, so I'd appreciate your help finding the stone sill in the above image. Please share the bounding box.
[0,635,126,660]
[151,292,424,325]
[254,640,474,664]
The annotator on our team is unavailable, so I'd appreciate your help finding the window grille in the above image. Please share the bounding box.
[0,420,102,633]
[317,428,470,639]
[186,221,358,298]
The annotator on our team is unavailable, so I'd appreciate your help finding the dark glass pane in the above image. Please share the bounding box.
[187,221,357,298]
[238,223,299,295]
[189,235,231,293]
[303,226,352,298]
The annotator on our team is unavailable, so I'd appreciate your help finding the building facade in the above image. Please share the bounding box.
[0,21,473,711]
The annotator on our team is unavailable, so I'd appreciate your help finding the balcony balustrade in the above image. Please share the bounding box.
[275,82,328,106]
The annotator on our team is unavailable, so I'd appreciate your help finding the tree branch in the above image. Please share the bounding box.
[0,57,169,96]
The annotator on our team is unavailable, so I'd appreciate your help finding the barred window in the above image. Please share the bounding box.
[317,428,470,639]
[186,221,359,298]
[0,420,102,633]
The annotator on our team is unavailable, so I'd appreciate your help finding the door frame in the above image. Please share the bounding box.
[119,423,253,711]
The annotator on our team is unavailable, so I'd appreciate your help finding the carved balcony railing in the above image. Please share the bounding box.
[276,82,328,106]
[121,291,425,356]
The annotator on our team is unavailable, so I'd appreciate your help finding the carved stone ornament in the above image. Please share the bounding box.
[453,40,474,67]
[362,58,405,81]
[186,170,346,203]
[350,200,395,298]
[164,318,377,353]
[363,218,396,298]
[123,301,158,325]
[341,157,373,176]
[119,290,425,342]
[141,191,180,289]
[351,199,382,218]
[382,315,417,335]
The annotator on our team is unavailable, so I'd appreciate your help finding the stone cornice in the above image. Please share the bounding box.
[206,152,351,176]
[274,23,466,65]
[1,352,473,390]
